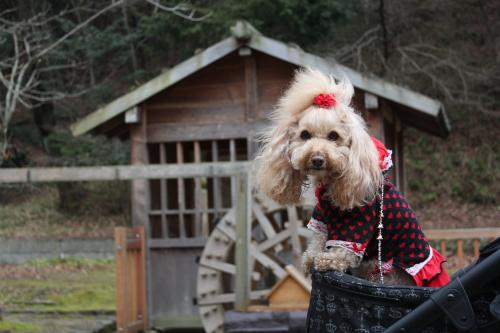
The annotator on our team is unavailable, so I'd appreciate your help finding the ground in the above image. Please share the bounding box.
[0,186,126,239]
[0,258,115,333]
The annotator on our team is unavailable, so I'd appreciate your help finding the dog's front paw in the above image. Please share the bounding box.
[314,252,348,272]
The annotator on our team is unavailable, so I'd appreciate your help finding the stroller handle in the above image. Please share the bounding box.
[385,248,500,333]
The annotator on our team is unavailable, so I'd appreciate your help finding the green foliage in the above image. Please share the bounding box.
[46,131,129,166]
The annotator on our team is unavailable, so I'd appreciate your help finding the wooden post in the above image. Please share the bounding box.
[440,240,446,257]
[234,173,251,311]
[115,227,128,333]
[457,239,464,268]
[473,239,480,258]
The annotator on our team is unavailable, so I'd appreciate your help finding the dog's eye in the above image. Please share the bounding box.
[327,131,339,141]
[300,130,312,140]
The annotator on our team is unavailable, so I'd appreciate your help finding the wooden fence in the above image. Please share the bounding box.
[0,162,250,183]
[427,228,500,268]
[115,226,147,333]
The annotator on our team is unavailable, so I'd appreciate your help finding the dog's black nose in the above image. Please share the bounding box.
[311,156,325,168]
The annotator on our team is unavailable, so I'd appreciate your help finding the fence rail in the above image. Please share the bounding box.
[427,227,500,268]
[0,162,251,183]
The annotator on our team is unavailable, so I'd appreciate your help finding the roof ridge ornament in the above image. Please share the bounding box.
[231,20,261,41]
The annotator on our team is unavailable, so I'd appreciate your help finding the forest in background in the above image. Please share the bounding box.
[0,0,498,236]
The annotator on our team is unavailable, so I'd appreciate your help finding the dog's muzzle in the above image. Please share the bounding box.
[310,154,325,170]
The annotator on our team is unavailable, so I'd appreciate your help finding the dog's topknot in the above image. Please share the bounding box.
[274,67,354,122]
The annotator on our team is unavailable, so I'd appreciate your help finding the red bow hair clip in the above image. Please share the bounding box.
[371,137,393,172]
[313,93,336,108]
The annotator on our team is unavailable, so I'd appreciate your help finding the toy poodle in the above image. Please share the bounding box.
[255,68,450,287]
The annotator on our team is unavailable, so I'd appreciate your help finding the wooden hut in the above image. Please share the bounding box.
[71,20,450,331]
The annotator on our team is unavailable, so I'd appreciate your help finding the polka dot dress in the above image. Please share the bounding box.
[308,182,450,287]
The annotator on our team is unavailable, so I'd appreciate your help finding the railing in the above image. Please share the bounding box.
[427,228,500,268]
[0,162,251,182]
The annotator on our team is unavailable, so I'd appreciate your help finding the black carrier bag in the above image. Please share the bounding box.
[306,238,500,333]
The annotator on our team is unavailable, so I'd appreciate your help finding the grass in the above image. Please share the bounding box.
[0,320,41,333]
[0,257,115,314]
[0,185,127,239]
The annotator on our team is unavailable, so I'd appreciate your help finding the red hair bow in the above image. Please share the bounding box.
[313,93,336,108]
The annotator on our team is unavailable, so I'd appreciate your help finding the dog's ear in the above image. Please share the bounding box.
[255,124,304,205]
[329,113,382,209]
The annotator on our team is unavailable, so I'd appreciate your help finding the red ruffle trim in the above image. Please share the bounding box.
[412,248,451,288]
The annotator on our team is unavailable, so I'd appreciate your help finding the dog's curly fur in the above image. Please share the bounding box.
[255,68,413,285]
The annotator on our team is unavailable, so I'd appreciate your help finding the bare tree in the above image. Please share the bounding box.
[0,0,210,162]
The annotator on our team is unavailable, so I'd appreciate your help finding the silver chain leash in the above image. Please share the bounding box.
[377,181,385,284]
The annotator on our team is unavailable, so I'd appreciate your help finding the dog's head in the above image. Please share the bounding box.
[255,68,382,209]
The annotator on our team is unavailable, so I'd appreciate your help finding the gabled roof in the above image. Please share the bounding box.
[71,20,450,137]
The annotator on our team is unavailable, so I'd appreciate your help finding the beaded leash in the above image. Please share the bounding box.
[376,181,385,284]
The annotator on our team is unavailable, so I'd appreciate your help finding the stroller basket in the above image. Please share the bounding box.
[307,239,500,333]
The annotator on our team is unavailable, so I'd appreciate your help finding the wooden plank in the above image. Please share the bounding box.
[118,162,251,179]
[29,166,116,182]
[194,141,202,237]
[149,208,230,215]
[229,139,237,206]
[440,240,447,257]
[115,227,128,333]
[148,238,206,248]
[252,201,283,252]
[396,121,405,194]
[286,206,302,268]
[250,244,286,279]
[0,168,28,182]
[199,259,260,281]
[146,103,245,125]
[457,239,464,267]
[426,228,500,240]
[198,290,270,306]
[473,239,480,258]
[176,142,186,239]
[257,228,292,252]
[0,162,252,183]
[130,118,150,231]
[212,141,222,219]
[159,143,168,238]
[136,226,148,329]
[244,55,258,121]
[234,174,251,311]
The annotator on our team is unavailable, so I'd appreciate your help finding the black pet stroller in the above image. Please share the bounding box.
[306,238,500,333]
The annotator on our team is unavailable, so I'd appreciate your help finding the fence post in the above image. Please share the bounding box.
[115,227,128,332]
[234,173,251,311]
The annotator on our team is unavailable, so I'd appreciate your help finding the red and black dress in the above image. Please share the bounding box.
[308,183,451,287]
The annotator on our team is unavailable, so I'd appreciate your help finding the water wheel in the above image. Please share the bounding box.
[196,197,314,333]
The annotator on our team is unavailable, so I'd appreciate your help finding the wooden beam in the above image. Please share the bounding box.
[426,228,500,240]
[146,121,268,143]
[234,174,251,311]
[0,162,252,183]
[244,55,258,121]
